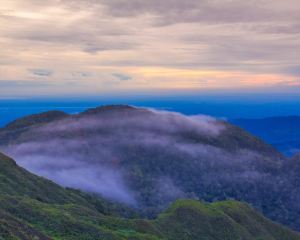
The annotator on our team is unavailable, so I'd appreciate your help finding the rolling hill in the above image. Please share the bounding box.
[0,152,299,240]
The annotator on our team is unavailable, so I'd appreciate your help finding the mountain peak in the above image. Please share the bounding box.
[82,104,138,115]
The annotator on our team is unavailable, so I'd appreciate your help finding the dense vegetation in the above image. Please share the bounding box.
[1,152,299,240]
[0,105,300,231]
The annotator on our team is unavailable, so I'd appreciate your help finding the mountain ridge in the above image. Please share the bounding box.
[0,105,282,157]
[4,110,69,130]
[0,105,299,231]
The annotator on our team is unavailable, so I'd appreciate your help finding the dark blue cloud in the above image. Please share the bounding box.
[71,72,92,78]
[112,73,132,81]
[28,69,53,77]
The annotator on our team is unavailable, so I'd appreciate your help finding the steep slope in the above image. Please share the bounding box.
[0,208,51,240]
[0,152,299,240]
[0,151,135,217]
[0,105,298,231]
[0,152,138,240]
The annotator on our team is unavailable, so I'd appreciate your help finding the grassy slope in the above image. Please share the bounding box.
[0,152,135,216]
[156,200,300,240]
[0,152,300,240]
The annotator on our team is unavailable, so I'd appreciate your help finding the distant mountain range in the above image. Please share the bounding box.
[232,116,300,156]
[0,105,300,232]
[1,152,299,240]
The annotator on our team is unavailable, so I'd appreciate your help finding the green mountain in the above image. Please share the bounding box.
[0,105,299,231]
[1,152,299,240]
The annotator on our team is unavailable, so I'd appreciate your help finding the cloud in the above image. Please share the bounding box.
[285,66,300,77]
[1,108,225,205]
[0,80,50,87]
[99,0,300,26]
[83,41,136,54]
[28,68,53,77]
[1,0,300,95]
[16,153,136,205]
[112,73,132,81]
[71,71,92,78]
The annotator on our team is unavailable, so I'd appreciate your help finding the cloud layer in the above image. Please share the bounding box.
[1,0,300,96]
[1,108,226,205]
[0,106,284,210]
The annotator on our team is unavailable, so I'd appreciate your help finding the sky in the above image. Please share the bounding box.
[1,0,300,98]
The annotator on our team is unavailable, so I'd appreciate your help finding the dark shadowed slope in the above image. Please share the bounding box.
[4,110,69,130]
[0,152,299,240]
[232,116,300,156]
[1,105,299,231]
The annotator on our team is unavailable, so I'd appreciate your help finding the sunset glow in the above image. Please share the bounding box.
[1,0,300,97]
